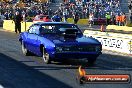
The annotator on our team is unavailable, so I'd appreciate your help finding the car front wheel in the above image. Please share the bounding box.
[42,47,51,64]
[22,41,30,56]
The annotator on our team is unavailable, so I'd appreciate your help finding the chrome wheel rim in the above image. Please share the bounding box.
[22,43,26,53]
[43,51,49,62]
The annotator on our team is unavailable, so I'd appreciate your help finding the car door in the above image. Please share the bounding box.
[27,25,39,53]
[31,26,41,55]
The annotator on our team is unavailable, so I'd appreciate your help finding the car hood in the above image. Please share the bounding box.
[43,34,101,45]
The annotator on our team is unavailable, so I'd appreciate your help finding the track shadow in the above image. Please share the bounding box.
[95,53,132,71]
[54,59,88,66]
[30,59,87,70]
[30,58,97,71]
[0,53,72,88]
[30,53,132,71]
[18,51,132,72]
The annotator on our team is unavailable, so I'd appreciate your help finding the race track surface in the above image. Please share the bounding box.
[0,30,132,88]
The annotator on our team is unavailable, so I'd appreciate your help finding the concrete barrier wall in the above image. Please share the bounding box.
[3,20,33,32]
[67,18,88,25]
[107,25,132,31]
[3,20,15,32]
[3,19,88,32]
[3,20,132,32]
[84,30,132,54]
[21,22,33,31]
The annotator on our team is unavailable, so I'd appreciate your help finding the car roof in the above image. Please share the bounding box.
[35,14,48,17]
[34,22,75,26]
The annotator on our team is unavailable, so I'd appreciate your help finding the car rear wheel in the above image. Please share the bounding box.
[22,41,30,56]
[42,47,51,64]
[87,58,97,66]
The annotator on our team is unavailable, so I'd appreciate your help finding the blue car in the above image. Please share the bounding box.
[19,22,102,65]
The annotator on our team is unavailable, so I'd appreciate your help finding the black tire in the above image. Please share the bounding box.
[42,47,51,64]
[21,41,30,56]
[87,58,97,66]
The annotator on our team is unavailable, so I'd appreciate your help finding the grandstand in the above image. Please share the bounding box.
[49,0,129,19]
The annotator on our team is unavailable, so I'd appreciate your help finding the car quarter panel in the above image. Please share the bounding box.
[37,36,55,56]
[19,32,28,46]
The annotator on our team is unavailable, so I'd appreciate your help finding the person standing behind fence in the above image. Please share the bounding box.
[116,14,120,26]
[4,12,9,20]
[118,14,121,26]
[52,14,62,22]
[111,12,116,25]
[73,13,79,24]
[130,13,132,23]
[13,11,23,34]
[43,16,51,22]
[105,13,111,25]
[63,12,68,22]
[121,13,126,26]
[89,13,94,27]
[8,11,13,20]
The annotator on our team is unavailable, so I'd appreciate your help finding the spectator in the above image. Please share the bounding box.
[119,13,122,26]
[116,14,120,26]
[128,2,132,14]
[4,12,8,20]
[130,13,132,24]
[121,13,126,26]
[22,11,26,22]
[111,12,116,25]
[52,14,62,22]
[48,9,53,17]
[43,16,51,22]
[13,11,23,34]
[73,12,80,24]
[89,13,94,27]
[8,11,13,20]
[105,12,111,25]
[63,12,68,22]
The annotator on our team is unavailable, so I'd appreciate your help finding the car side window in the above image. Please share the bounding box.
[28,26,34,34]
[39,25,57,35]
[29,25,40,35]
[33,26,40,35]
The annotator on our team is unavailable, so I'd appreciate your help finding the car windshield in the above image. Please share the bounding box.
[40,24,82,34]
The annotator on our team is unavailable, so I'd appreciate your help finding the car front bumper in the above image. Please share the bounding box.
[49,52,102,59]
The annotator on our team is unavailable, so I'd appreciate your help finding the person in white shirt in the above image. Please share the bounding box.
[89,13,94,27]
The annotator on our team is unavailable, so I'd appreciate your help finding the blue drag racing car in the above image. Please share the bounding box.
[19,22,102,65]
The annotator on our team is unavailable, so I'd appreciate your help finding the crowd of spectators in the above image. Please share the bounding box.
[59,0,125,25]
[128,1,132,24]
[0,0,127,26]
[60,0,121,18]
[0,1,53,21]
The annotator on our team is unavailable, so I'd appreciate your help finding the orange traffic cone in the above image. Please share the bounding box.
[100,25,105,32]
